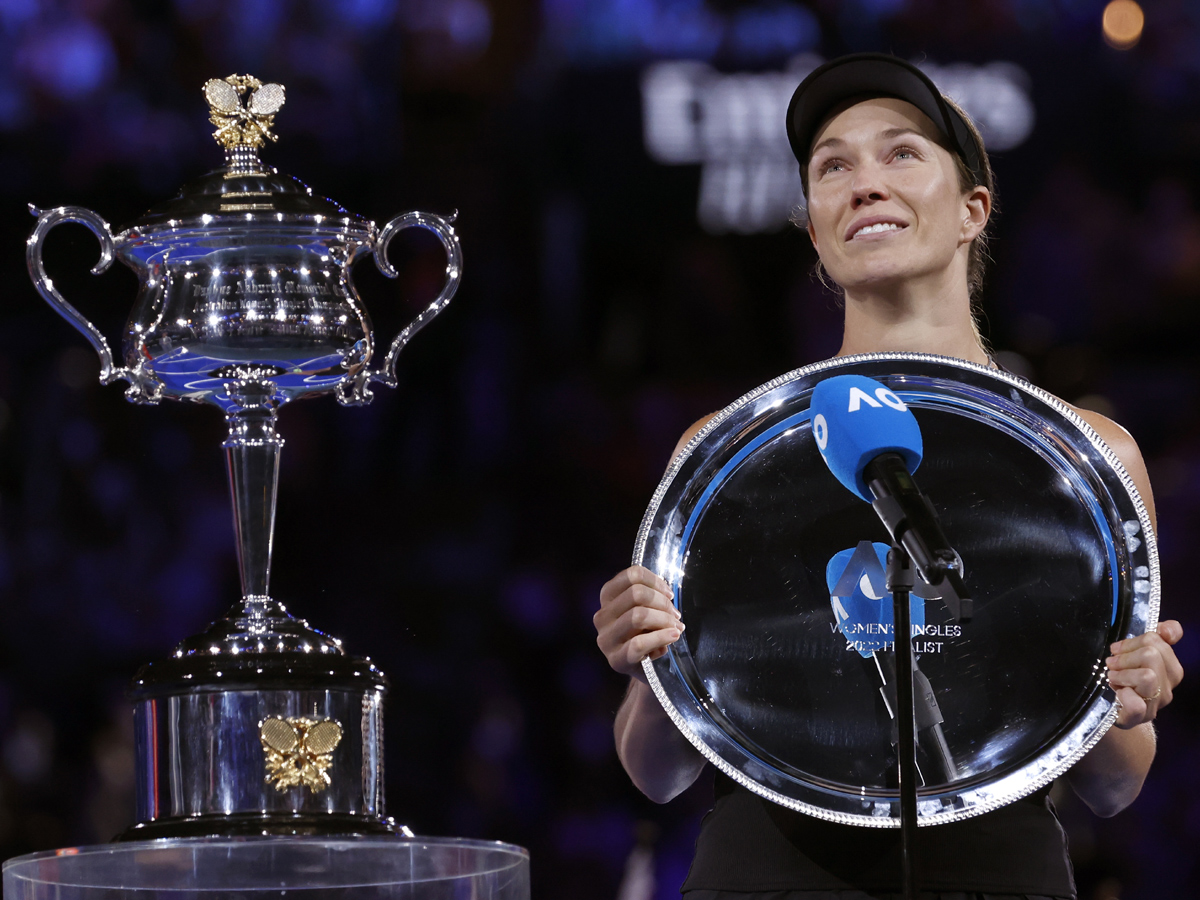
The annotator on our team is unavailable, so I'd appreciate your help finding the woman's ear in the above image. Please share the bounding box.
[806,219,820,254]
[962,185,991,243]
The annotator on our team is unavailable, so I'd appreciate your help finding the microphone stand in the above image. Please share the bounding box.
[863,451,972,898]
[885,545,920,900]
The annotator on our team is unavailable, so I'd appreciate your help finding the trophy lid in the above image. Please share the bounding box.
[120,75,373,237]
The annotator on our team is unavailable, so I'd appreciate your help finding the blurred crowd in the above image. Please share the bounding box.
[1,1,1199,899]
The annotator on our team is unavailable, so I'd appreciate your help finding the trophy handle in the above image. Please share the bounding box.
[26,204,131,387]
[352,210,462,400]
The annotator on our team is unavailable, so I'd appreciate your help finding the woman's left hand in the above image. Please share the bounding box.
[1107,620,1184,728]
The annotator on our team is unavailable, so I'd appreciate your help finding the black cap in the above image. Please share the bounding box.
[786,53,987,189]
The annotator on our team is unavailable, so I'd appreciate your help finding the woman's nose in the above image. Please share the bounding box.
[850,164,889,207]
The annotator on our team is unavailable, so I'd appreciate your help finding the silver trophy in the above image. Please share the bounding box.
[26,74,461,838]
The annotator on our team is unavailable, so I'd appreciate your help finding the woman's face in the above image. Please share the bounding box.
[804,97,987,296]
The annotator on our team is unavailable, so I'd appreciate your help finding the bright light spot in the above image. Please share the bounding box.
[311,314,324,324]
[268,268,277,277]
[245,213,253,221]
[177,318,188,327]
[299,267,309,275]
[247,310,259,320]
[184,271,194,279]
[208,314,219,326]
[313,214,324,223]
[1103,0,1144,49]
[339,314,348,323]
[275,309,286,320]
[201,214,213,224]
[210,267,219,277]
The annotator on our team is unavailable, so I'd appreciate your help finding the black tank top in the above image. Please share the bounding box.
[681,773,1076,897]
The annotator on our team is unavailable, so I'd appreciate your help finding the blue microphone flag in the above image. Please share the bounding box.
[810,374,923,501]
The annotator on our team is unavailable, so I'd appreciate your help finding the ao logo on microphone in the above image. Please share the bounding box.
[812,386,907,451]
[848,385,908,412]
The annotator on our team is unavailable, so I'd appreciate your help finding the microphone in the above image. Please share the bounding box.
[811,374,971,622]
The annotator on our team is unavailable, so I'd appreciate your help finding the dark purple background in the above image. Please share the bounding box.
[1,1,1198,898]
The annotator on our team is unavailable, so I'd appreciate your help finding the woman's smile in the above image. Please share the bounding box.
[845,217,910,242]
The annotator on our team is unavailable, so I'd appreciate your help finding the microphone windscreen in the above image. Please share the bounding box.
[810,374,922,501]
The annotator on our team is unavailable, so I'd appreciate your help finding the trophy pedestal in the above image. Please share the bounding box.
[3,837,531,900]
[122,598,394,839]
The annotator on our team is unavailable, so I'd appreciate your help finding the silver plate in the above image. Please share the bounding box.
[636,353,1159,827]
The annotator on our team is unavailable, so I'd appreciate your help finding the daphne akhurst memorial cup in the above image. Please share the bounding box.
[26,74,461,838]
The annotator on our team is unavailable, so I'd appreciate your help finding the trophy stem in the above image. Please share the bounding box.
[223,385,283,603]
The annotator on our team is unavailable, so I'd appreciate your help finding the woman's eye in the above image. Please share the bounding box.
[893,146,918,160]
[819,159,844,175]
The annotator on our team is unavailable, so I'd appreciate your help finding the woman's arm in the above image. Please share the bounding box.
[612,649,708,802]
[1064,409,1185,816]
[595,417,715,802]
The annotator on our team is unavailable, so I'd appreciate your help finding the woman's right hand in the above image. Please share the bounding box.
[594,565,683,682]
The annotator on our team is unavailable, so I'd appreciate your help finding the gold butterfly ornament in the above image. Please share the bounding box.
[203,74,286,150]
[259,716,343,793]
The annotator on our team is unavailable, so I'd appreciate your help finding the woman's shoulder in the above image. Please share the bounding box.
[1068,403,1157,531]
[670,413,720,462]
[1070,405,1139,459]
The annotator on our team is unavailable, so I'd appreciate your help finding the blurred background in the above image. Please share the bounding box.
[0,0,1198,898]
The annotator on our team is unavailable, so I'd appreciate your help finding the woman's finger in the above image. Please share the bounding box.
[596,583,679,628]
[625,626,684,666]
[596,606,682,656]
[1107,667,1168,707]
[600,566,672,607]
[1157,620,1184,645]
[1114,686,1149,729]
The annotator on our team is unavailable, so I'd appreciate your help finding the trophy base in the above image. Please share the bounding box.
[127,598,393,838]
[117,811,404,841]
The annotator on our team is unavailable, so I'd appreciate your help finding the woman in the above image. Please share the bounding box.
[593,54,1184,899]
